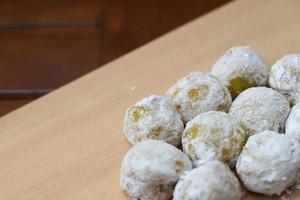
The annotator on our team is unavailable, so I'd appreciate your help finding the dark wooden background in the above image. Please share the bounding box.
[0,0,230,116]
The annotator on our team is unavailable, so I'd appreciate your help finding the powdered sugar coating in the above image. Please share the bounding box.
[173,161,242,200]
[236,131,300,196]
[286,103,300,143]
[166,72,232,123]
[123,95,184,146]
[120,140,192,200]
[269,54,300,105]
[182,111,247,167]
[229,87,290,135]
[211,46,269,98]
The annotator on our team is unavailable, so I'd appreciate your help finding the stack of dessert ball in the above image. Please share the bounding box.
[120,46,300,200]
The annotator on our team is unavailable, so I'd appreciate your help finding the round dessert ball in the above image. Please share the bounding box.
[269,54,300,105]
[173,161,242,200]
[182,111,248,167]
[211,46,269,98]
[120,140,192,200]
[166,72,232,123]
[236,130,300,196]
[229,87,290,136]
[286,102,300,143]
[123,95,184,146]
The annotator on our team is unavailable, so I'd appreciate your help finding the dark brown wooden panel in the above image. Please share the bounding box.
[0,99,32,117]
[103,0,231,62]
[0,0,103,24]
[0,27,102,89]
[0,0,230,116]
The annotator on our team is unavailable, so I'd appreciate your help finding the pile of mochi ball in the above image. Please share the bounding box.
[120,46,300,200]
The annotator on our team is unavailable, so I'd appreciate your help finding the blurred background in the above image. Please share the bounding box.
[0,0,230,116]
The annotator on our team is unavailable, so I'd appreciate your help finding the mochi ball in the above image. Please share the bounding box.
[211,46,269,98]
[120,140,192,200]
[269,54,300,105]
[166,72,231,123]
[236,130,300,196]
[182,111,248,167]
[173,161,242,200]
[229,87,290,135]
[286,102,300,143]
[123,95,184,146]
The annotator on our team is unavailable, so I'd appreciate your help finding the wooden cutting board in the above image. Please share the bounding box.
[0,0,300,199]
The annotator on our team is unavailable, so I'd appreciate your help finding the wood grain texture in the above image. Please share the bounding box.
[0,0,103,24]
[0,0,300,199]
[0,27,102,89]
[103,0,231,62]
[0,0,228,116]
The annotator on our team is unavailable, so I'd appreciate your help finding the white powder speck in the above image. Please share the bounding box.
[130,86,136,91]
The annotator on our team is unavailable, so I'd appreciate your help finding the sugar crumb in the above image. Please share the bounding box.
[130,86,136,91]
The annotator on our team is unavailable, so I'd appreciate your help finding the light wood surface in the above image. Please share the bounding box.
[1,0,300,199]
